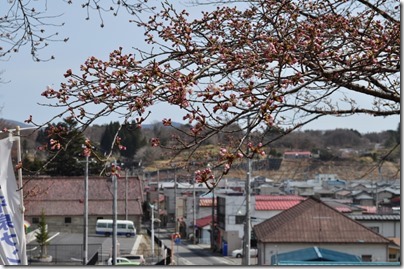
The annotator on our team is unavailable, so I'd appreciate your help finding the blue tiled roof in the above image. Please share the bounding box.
[271,246,361,264]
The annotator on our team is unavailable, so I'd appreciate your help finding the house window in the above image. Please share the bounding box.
[65,217,72,224]
[235,215,245,224]
[32,217,39,224]
[369,226,380,233]
[361,255,372,262]
[389,254,397,260]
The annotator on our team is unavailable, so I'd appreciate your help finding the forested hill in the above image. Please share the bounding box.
[0,119,400,180]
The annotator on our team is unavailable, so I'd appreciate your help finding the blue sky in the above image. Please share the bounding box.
[0,1,400,133]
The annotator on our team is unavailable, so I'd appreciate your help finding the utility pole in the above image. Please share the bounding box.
[112,161,118,265]
[83,154,89,265]
[193,178,197,245]
[211,186,215,251]
[174,166,178,233]
[243,116,251,266]
[125,169,128,220]
[150,203,155,259]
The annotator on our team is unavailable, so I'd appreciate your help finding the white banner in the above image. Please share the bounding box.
[0,137,27,265]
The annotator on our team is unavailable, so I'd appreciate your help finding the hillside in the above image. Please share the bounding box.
[217,158,400,182]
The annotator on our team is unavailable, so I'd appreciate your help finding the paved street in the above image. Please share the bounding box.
[154,228,242,266]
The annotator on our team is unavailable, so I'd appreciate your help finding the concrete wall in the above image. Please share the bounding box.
[27,215,142,235]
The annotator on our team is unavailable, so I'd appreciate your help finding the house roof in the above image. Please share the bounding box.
[255,195,306,211]
[24,176,143,216]
[199,197,216,207]
[253,197,391,244]
[284,151,311,155]
[357,206,377,214]
[350,214,400,221]
[271,246,361,264]
[255,200,302,211]
[195,215,214,228]
[255,195,305,201]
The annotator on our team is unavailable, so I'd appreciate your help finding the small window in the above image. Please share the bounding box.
[361,255,372,262]
[65,217,72,224]
[117,224,126,229]
[32,217,39,224]
[97,223,107,228]
[107,223,113,228]
[235,215,245,224]
[369,226,380,233]
[389,254,396,259]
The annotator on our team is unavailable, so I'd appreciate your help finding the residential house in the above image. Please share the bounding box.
[352,192,375,206]
[215,194,306,256]
[253,197,393,265]
[24,176,144,234]
[271,246,362,265]
[349,214,400,238]
[283,151,311,159]
[377,187,400,206]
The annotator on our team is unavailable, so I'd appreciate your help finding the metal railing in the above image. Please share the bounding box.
[27,243,103,265]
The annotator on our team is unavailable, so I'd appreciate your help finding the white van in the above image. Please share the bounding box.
[95,219,136,237]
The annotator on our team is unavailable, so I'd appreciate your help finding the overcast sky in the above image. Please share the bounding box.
[0,1,400,134]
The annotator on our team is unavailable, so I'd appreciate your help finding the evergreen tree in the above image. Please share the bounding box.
[35,209,49,258]
[44,119,87,176]
[100,121,146,159]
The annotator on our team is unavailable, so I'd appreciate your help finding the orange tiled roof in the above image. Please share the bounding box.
[255,200,302,211]
[199,198,216,207]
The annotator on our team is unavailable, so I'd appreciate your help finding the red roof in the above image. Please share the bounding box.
[255,195,305,211]
[358,206,377,214]
[334,206,352,213]
[256,195,305,201]
[195,215,215,227]
[199,198,216,207]
[256,200,302,211]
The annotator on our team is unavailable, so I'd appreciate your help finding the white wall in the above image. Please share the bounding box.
[357,220,400,238]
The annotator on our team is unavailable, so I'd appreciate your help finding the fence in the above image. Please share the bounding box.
[27,243,103,265]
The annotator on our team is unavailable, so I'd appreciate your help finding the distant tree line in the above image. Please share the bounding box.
[0,119,399,177]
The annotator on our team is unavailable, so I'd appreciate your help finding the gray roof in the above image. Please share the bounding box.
[349,214,400,221]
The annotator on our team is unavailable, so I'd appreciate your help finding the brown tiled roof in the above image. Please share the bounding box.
[253,197,391,244]
[23,176,143,216]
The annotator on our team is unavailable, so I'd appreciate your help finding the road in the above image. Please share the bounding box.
[155,229,242,266]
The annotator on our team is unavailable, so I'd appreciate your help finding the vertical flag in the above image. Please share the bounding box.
[0,137,27,265]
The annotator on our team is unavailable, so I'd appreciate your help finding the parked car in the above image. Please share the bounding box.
[231,248,258,258]
[121,255,145,265]
[107,257,141,265]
